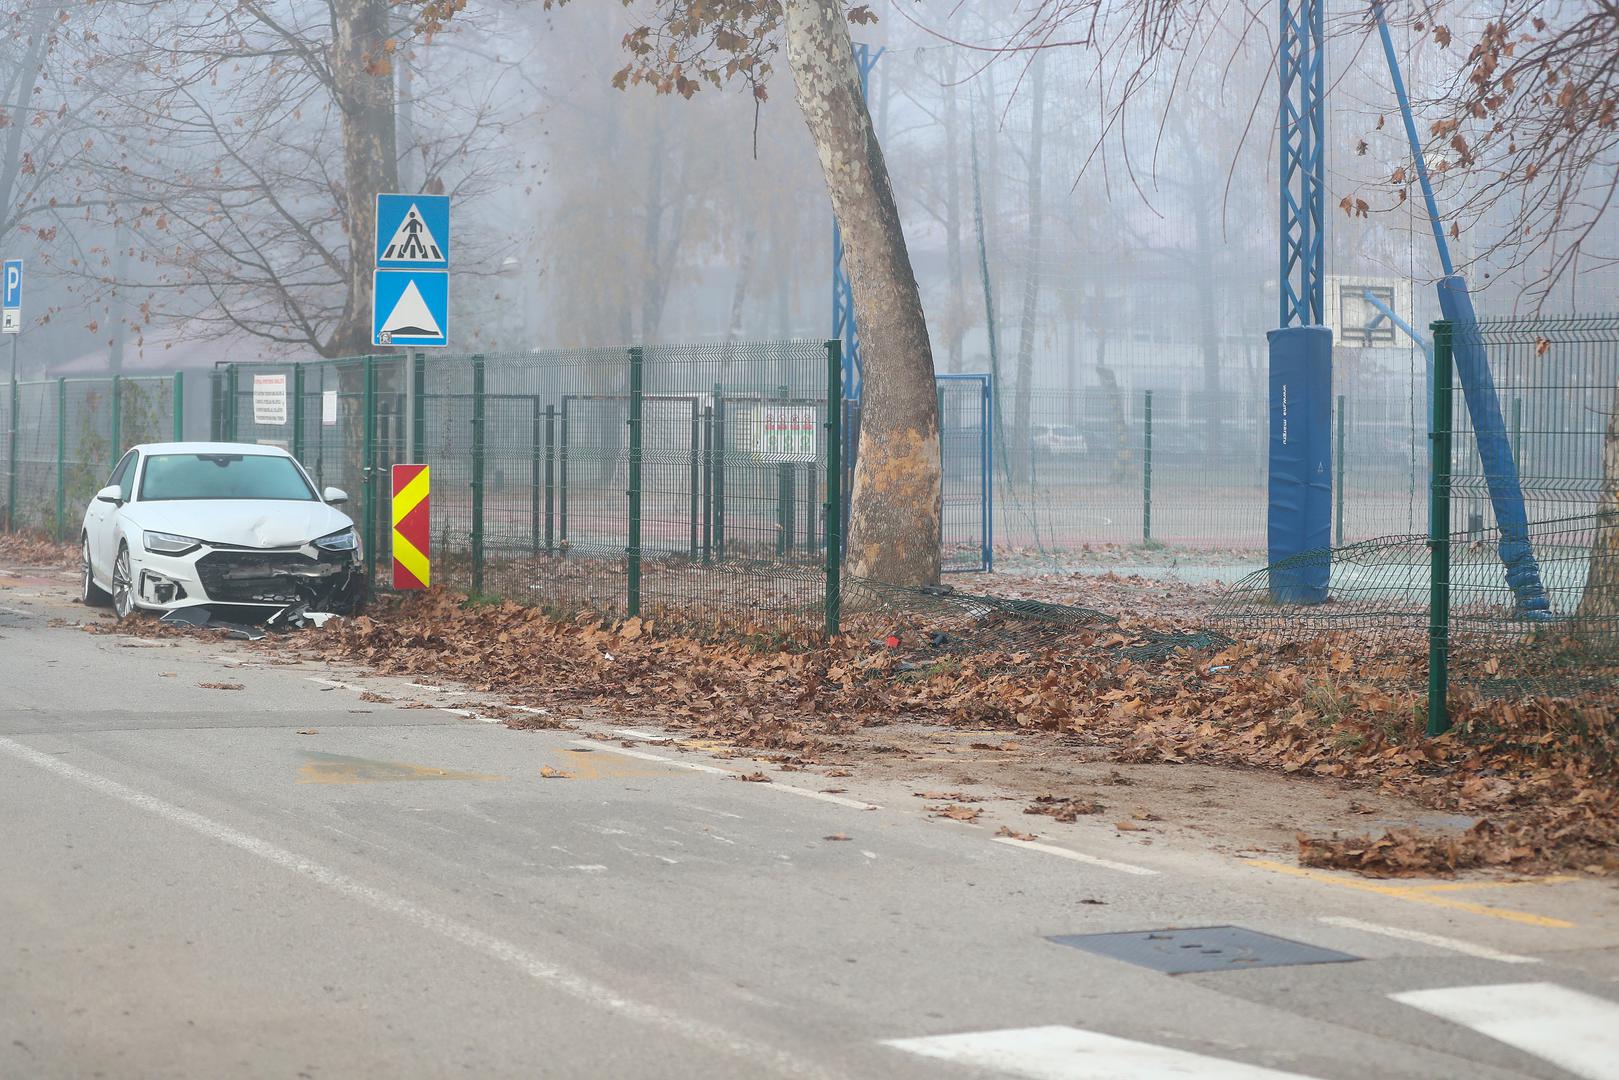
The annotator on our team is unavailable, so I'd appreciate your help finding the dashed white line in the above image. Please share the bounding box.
[1390,982,1619,1080]
[883,1025,1316,1079]
[573,739,880,809]
[1318,917,1540,965]
[0,736,831,1080]
[991,837,1158,876]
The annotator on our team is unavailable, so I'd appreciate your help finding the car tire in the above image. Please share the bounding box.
[80,534,111,607]
[111,541,136,620]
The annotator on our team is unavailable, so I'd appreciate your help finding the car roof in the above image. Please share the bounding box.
[128,441,294,457]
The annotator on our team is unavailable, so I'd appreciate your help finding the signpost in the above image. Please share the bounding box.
[372,195,449,349]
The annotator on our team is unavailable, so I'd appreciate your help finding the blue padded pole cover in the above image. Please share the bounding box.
[1267,325,1333,603]
[1436,275,1549,613]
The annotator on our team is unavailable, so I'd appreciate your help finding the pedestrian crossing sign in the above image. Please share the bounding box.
[375,193,449,270]
[373,270,448,348]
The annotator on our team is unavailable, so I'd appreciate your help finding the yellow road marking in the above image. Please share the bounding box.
[298,751,506,785]
[1403,877,1579,894]
[1249,859,1576,929]
[554,748,688,781]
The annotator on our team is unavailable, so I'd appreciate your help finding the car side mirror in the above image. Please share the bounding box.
[323,487,349,505]
[95,484,123,505]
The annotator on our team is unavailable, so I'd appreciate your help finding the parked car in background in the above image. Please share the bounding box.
[1029,423,1089,458]
[80,442,362,619]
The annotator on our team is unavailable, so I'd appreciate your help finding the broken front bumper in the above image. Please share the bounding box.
[193,548,363,612]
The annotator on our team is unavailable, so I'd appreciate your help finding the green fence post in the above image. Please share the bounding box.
[362,357,377,589]
[290,365,306,464]
[172,371,184,442]
[1142,390,1152,544]
[701,404,713,565]
[109,375,122,469]
[529,396,542,554]
[824,340,842,637]
[626,346,643,617]
[6,376,17,531]
[471,354,486,596]
[55,377,66,541]
[776,384,791,556]
[225,363,239,441]
[544,405,556,555]
[1427,321,1454,737]
[1335,394,1346,546]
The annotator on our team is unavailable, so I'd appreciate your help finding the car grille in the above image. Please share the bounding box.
[195,549,352,605]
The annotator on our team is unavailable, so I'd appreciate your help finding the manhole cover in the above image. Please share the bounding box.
[1046,925,1360,974]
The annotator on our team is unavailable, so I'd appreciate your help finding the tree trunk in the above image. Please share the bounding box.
[329,0,400,357]
[1011,56,1045,483]
[0,3,58,240]
[783,0,940,586]
[1577,380,1619,621]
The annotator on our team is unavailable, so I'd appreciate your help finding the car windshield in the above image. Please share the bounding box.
[138,453,315,502]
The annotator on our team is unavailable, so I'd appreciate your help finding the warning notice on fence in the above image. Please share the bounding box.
[252,373,287,426]
[322,389,339,426]
[752,404,817,463]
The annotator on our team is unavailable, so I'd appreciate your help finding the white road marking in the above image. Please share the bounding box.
[0,603,36,617]
[1390,982,1619,1080]
[0,736,832,1080]
[1318,916,1540,965]
[883,1025,1317,1079]
[306,676,360,691]
[573,739,880,809]
[991,836,1158,876]
[614,728,664,741]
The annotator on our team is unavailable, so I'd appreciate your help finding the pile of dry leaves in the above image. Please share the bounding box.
[299,586,1616,878]
[0,533,75,568]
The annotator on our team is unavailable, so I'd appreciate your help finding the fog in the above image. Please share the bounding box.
[2,0,1613,400]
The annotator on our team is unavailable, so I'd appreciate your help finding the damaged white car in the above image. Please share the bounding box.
[80,442,364,620]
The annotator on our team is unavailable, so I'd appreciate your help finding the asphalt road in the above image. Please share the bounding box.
[2,574,1617,1080]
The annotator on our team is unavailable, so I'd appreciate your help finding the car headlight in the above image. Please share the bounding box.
[143,531,201,556]
[314,528,358,552]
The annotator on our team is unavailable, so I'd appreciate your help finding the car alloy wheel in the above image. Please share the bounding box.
[111,544,135,619]
[81,535,111,607]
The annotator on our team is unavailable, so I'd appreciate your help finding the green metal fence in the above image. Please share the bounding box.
[1212,313,1619,734]
[2,373,182,538]
[212,342,844,636]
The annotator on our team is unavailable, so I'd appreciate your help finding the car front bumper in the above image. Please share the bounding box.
[133,544,363,614]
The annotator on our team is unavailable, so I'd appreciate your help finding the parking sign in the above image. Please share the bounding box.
[2,259,20,334]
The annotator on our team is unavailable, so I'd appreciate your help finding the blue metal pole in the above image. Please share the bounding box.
[1373,2,1456,277]
[831,42,884,402]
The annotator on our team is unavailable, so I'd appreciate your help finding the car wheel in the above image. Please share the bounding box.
[111,542,136,620]
[81,535,111,607]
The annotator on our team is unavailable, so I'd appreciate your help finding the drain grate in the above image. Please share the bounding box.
[1046,925,1360,975]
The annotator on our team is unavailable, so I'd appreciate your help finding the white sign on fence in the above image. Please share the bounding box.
[252,373,288,426]
[752,404,818,463]
[321,389,339,427]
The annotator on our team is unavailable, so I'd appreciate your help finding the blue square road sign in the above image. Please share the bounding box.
[2,259,20,334]
[373,270,448,348]
[376,194,449,270]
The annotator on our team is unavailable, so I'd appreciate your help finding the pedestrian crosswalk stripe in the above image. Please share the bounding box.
[883,1026,1318,1079]
[1390,982,1619,1080]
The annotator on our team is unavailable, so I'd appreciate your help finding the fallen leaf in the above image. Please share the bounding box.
[539,765,572,779]
[995,826,1039,841]
[198,682,243,690]
[295,729,318,735]
[1115,820,1143,831]
[736,771,771,783]
[927,804,982,822]
[823,833,851,841]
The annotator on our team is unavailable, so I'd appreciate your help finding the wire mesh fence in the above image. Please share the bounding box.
[1209,313,1619,731]
[3,374,180,537]
[212,342,843,636]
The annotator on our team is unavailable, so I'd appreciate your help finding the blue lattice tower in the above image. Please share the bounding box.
[1267,0,1334,603]
[832,43,883,402]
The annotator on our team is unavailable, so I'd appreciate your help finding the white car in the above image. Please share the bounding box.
[80,442,363,619]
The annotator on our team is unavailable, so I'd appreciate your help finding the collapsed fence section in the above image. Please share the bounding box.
[1211,313,1619,734]
[212,342,844,637]
[2,374,182,537]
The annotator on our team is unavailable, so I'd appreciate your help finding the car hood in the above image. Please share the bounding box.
[126,500,355,549]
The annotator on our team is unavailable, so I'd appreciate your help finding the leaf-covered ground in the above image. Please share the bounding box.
[300,577,1617,879]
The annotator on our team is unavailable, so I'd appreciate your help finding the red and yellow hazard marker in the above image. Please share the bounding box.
[391,464,430,590]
